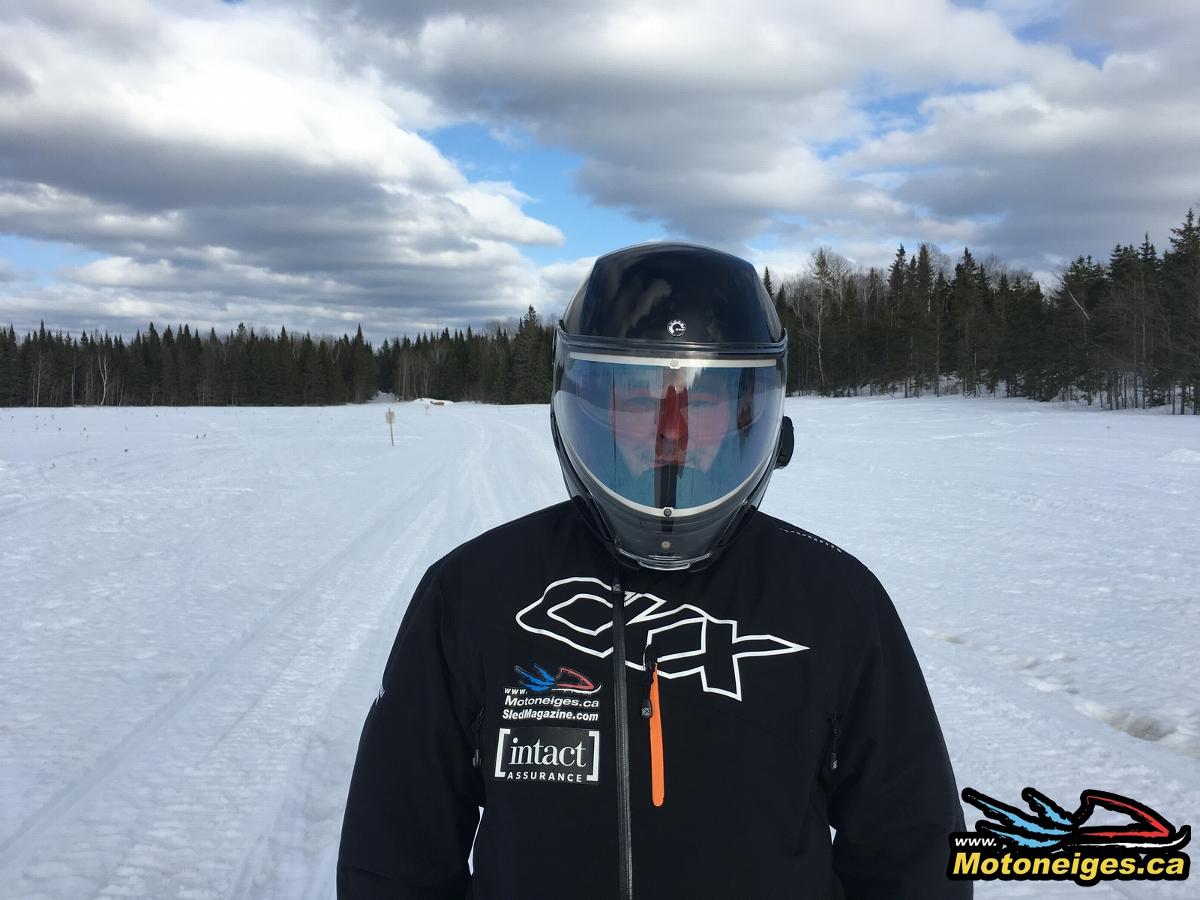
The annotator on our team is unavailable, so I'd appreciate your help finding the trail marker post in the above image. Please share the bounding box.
[385,408,395,446]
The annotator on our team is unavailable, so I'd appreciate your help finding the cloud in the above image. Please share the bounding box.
[536,254,594,315]
[2,0,1198,341]
[0,1,563,338]
[842,19,1200,264]
[308,0,1197,273]
[361,2,1081,238]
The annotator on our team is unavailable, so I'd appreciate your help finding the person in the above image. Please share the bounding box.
[337,242,970,899]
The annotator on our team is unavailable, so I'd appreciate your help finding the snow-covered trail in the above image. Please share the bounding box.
[0,404,558,899]
[1,398,1197,898]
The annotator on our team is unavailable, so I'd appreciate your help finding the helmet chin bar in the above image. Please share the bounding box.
[551,409,784,573]
[619,547,705,572]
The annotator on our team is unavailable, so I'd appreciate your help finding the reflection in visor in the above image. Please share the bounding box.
[555,354,783,515]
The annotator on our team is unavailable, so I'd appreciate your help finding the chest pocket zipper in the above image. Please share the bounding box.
[470,707,485,769]
[642,646,665,807]
[822,714,842,788]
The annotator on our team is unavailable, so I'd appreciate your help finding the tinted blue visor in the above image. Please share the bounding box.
[553,350,784,517]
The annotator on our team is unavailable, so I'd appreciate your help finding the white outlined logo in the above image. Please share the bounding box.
[515,577,807,701]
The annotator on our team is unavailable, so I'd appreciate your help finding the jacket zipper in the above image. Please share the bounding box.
[612,572,634,900]
[641,646,664,807]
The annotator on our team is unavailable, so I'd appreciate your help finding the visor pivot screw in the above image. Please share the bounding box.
[662,507,673,518]
[660,540,672,550]
[667,320,686,337]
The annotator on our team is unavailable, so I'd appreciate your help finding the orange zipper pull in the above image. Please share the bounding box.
[642,647,665,807]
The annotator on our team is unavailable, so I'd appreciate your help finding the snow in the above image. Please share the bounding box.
[1,397,1197,898]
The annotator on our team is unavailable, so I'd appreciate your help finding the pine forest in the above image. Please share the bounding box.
[3,209,1198,413]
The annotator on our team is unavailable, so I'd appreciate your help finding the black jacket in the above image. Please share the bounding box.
[338,502,969,899]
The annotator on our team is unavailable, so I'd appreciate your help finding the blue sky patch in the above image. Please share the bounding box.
[0,236,103,285]
[425,122,662,264]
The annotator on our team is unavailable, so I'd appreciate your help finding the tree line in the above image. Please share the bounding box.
[2,209,1197,411]
[770,208,1199,412]
[0,308,552,408]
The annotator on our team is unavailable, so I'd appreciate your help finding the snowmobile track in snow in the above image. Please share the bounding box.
[0,449,454,894]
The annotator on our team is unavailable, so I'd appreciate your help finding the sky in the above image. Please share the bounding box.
[1,0,1198,342]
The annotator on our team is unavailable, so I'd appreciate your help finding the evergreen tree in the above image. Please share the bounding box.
[511,306,549,403]
[1164,209,1200,412]
[950,249,986,396]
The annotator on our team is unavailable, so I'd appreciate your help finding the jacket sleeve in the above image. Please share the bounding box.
[827,561,970,899]
[337,564,482,899]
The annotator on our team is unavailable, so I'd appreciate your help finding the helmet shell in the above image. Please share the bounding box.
[562,242,783,346]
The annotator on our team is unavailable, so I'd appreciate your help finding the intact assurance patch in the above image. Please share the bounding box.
[494,726,601,785]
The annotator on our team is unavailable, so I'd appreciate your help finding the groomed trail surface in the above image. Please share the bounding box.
[1,397,1197,898]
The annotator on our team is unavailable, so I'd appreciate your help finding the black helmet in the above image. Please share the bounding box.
[551,242,793,571]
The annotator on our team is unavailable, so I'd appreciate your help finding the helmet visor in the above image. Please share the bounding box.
[553,349,784,517]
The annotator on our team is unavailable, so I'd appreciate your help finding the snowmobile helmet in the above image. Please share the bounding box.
[551,242,792,571]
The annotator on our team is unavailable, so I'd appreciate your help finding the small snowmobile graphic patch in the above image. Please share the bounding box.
[514,664,601,695]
